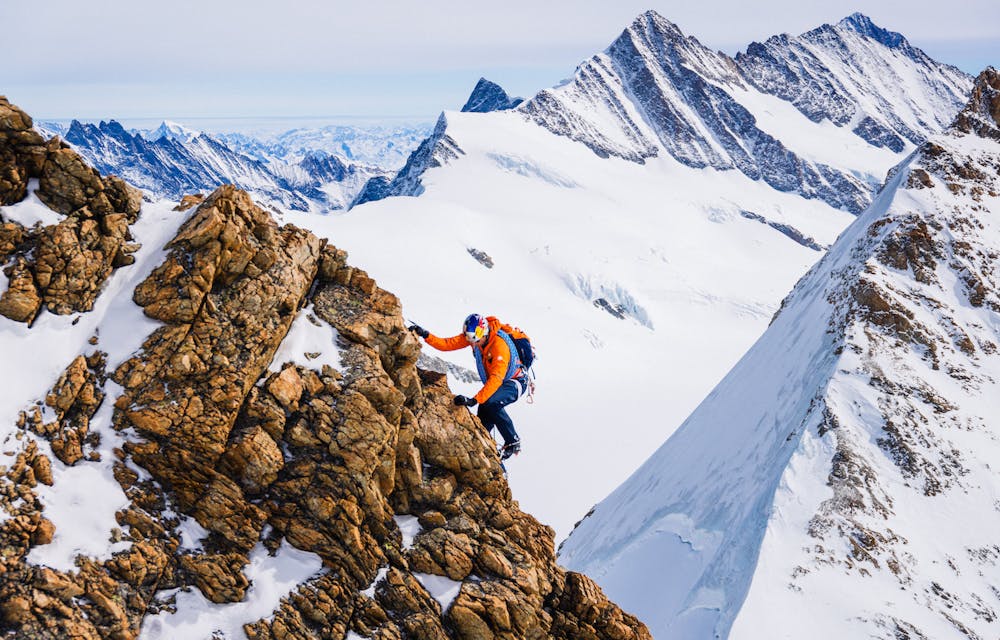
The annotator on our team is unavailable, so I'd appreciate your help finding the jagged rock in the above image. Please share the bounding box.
[179,552,250,603]
[267,365,304,411]
[0,96,46,204]
[31,518,55,545]
[22,354,107,466]
[1,180,648,639]
[0,96,144,322]
[953,66,1000,140]
[467,247,494,269]
[112,184,321,566]
[173,193,204,211]
[102,175,143,220]
[0,257,41,322]
[0,220,25,258]
[219,425,284,494]
[38,147,112,215]
[461,78,524,113]
[32,211,134,315]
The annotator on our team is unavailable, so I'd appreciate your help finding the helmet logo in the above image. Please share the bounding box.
[464,314,488,344]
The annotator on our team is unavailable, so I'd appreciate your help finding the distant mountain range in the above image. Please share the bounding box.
[37,120,429,212]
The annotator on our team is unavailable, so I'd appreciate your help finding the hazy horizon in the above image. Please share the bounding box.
[3,1,997,122]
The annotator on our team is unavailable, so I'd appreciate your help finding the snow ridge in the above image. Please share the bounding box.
[559,69,1000,639]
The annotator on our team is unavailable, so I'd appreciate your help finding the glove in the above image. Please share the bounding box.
[408,324,429,339]
[454,395,477,407]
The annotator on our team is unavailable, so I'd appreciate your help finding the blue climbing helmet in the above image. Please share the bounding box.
[463,313,489,344]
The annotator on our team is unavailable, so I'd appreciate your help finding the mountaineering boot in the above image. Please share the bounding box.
[501,438,521,460]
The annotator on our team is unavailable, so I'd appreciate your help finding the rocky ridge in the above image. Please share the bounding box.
[0,129,649,638]
[559,68,1000,638]
[461,79,524,114]
[520,11,970,213]
[0,97,142,323]
[352,115,464,206]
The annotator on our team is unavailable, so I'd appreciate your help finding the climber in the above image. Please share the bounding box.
[409,314,530,460]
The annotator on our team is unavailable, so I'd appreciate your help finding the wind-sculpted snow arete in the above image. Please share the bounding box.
[560,68,1000,640]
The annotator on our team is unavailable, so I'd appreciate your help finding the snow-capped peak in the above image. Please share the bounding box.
[147,120,200,142]
[836,12,906,48]
[460,78,523,113]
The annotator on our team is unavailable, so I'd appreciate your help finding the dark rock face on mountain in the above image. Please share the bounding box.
[1,179,650,637]
[461,78,524,113]
[353,114,465,207]
[0,97,142,323]
[299,151,352,183]
[953,66,1000,140]
[351,175,393,208]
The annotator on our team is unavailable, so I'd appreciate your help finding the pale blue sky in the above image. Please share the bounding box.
[1,0,997,122]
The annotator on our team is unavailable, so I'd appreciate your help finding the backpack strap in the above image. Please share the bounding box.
[496,330,523,381]
[473,330,523,384]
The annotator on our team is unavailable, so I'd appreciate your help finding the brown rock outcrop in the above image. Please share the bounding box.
[15,353,107,466]
[0,184,649,640]
[0,97,46,204]
[240,241,649,639]
[116,185,322,554]
[0,257,41,322]
[0,96,143,323]
[0,220,24,258]
[173,193,204,211]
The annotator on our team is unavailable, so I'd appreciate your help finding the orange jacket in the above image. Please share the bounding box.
[426,316,522,404]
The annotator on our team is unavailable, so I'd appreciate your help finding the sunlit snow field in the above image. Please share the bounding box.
[283,108,861,541]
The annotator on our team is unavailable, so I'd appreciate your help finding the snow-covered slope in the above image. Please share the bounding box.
[314,11,971,541]
[286,105,856,541]
[559,68,1000,639]
[44,120,390,212]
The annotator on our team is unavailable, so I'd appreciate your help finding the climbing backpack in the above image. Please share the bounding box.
[498,322,536,403]
[500,323,534,371]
